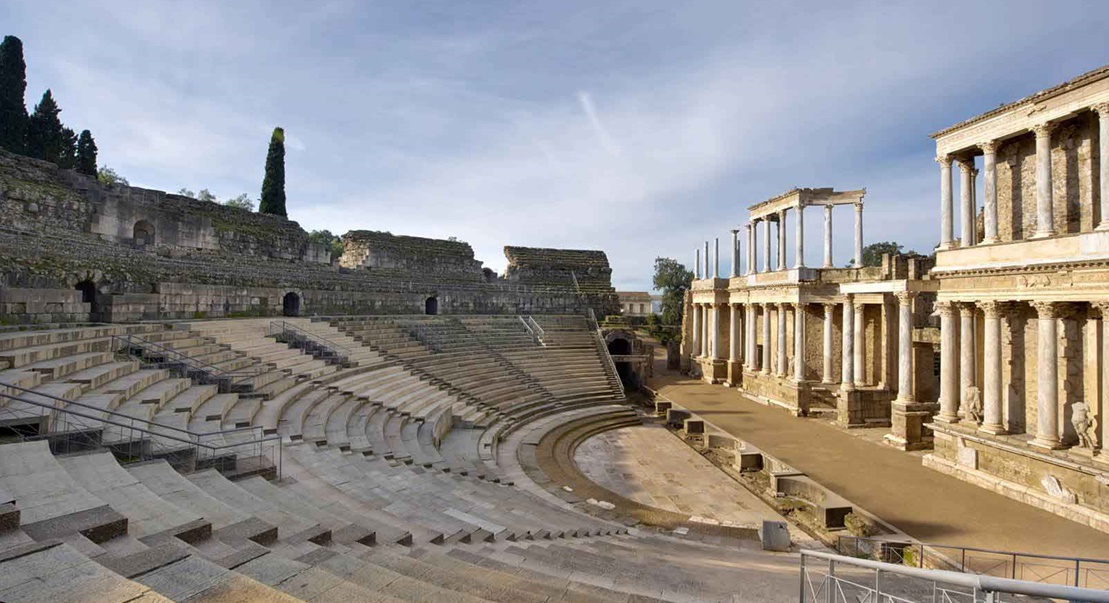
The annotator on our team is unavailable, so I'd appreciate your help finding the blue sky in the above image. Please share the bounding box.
[4,1,1109,290]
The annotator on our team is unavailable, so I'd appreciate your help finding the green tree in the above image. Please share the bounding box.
[224,193,254,211]
[76,129,97,175]
[851,241,903,268]
[26,89,67,163]
[308,229,343,261]
[652,257,693,329]
[0,35,28,153]
[97,166,128,187]
[57,126,77,168]
[197,188,216,203]
[259,126,286,217]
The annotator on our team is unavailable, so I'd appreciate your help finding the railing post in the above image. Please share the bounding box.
[826,558,835,603]
[799,553,807,603]
[1076,558,1082,587]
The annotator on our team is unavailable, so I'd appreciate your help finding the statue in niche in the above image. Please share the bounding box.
[1072,401,1099,451]
[964,386,982,424]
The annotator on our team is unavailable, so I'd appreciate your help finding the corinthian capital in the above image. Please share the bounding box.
[1031,300,1059,319]
[978,300,1004,318]
[1094,103,1109,118]
[895,291,915,306]
[934,300,956,317]
[978,140,1000,154]
[1032,122,1056,139]
[935,154,953,167]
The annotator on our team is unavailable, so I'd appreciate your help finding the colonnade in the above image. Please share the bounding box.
[689,292,916,401]
[937,105,1109,249]
[742,204,864,273]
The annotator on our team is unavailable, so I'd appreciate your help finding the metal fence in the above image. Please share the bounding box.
[837,535,1109,590]
[801,549,1109,603]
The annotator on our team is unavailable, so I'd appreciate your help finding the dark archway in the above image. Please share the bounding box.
[133,220,155,247]
[75,279,100,321]
[282,292,301,317]
[425,296,439,315]
[607,337,633,385]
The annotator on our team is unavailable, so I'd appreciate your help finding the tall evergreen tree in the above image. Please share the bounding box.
[259,126,287,217]
[26,89,65,163]
[57,126,77,168]
[0,35,28,153]
[76,129,97,175]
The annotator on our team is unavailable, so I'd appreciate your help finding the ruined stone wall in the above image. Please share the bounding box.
[503,246,619,317]
[339,230,483,279]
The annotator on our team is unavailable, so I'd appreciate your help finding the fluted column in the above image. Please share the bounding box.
[958,302,976,418]
[895,291,915,402]
[713,238,720,279]
[710,303,721,360]
[746,304,758,370]
[729,304,741,362]
[822,303,835,383]
[762,304,773,375]
[777,303,788,376]
[691,304,701,359]
[795,206,805,269]
[1033,123,1057,238]
[695,248,701,280]
[841,295,855,393]
[702,303,711,358]
[823,205,833,268]
[777,210,787,271]
[745,223,755,276]
[853,203,863,268]
[762,219,771,273]
[704,241,711,277]
[1031,301,1062,449]
[980,141,999,244]
[794,303,806,381]
[853,302,865,386]
[938,155,954,249]
[935,301,959,421]
[958,159,976,247]
[979,300,1005,434]
[1098,105,1109,230]
[730,229,740,278]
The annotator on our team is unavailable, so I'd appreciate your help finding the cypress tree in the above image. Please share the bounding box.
[26,89,64,163]
[259,126,287,217]
[76,129,97,175]
[57,126,77,169]
[0,35,28,153]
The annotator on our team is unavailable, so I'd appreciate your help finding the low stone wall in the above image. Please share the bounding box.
[0,289,90,325]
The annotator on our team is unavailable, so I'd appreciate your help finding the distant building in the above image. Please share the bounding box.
[617,291,652,317]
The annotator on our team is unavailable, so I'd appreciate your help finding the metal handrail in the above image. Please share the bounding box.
[266,320,354,354]
[837,534,1109,586]
[800,549,1109,602]
[525,316,545,340]
[114,334,264,382]
[588,308,625,399]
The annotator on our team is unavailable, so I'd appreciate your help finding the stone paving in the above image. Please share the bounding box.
[648,353,1109,559]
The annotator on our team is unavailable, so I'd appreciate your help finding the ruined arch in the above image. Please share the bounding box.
[132,220,155,247]
[425,296,439,316]
[282,291,301,317]
[606,331,634,386]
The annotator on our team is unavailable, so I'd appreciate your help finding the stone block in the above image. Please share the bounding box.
[759,520,791,551]
[736,451,764,472]
[683,418,705,435]
[654,400,672,416]
[666,408,691,428]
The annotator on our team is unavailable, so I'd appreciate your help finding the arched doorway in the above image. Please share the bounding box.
[282,292,300,317]
[133,220,155,247]
[607,337,634,385]
[425,296,439,316]
[75,280,99,321]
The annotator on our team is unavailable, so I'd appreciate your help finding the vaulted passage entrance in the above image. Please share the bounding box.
[607,337,633,385]
[75,279,100,321]
[282,292,301,317]
[425,296,439,315]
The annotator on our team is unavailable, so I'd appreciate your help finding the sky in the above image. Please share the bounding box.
[4,1,1109,291]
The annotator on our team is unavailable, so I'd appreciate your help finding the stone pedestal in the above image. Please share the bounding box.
[700,358,728,384]
[885,401,936,451]
[835,390,864,427]
[725,360,744,387]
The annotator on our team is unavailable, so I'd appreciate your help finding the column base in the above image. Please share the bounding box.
[1097,222,1109,231]
[978,423,1007,436]
[936,241,957,251]
[933,412,960,424]
[1031,437,1066,451]
[1032,230,1057,239]
[980,237,1000,245]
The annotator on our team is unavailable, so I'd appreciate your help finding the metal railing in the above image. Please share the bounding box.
[589,308,626,399]
[0,382,281,478]
[525,316,546,341]
[800,549,1109,603]
[266,320,354,366]
[113,334,263,393]
[838,535,1109,590]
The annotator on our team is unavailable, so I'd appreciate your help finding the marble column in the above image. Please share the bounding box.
[746,304,758,370]
[958,159,976,247]
[841,295,855,393]
[795,206,805,269]
[704,241,711,277]
[823,205,833,268]
[691,304,701,359]
[979,300,1005,434]
[1098,105,1109,230]
[695,248,701,280]
[794,303,806,382]
[729,304,741,362]
[702,304,711,358]
[746,223,755,276]
[853,203,863,268]
[822,303,835,383]
[1033,123,1057,238]
[777,303,788,376]
[853,302,865,386]
[762,304,773,375]
[730,229,740,278]
[895,291,915,402]
[762,219,771,273]
[938,155,954,249]
[980,141,1000,244]
[711,303,721,360]
[713,238,720,279]
[777,210,788,271]
[936,301,959,422]
[1031,301,1062,449]
[958,302,976,418]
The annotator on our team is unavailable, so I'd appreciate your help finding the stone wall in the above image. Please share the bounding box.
[339,230,483,279]
[503,246,619,317]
